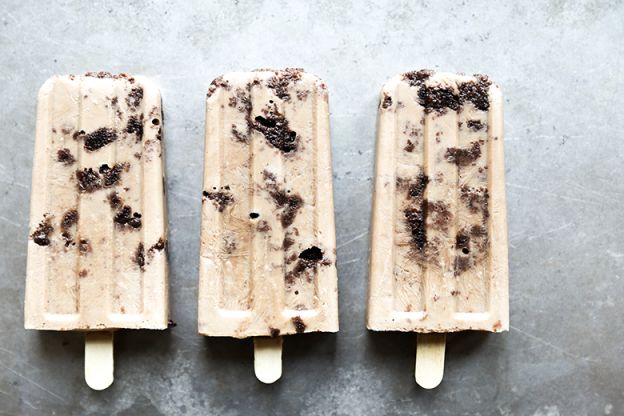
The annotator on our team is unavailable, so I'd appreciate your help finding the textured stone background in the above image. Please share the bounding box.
[1,1,623,415]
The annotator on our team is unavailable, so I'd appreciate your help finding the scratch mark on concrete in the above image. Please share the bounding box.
[511,325,598,364]
[337,230,368,250]
[507,183,602,206]
[0,361,67,403]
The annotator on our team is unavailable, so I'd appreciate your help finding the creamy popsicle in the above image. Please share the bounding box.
[367,70,508,387]
[199,69,338,382]
[24,72,168,389]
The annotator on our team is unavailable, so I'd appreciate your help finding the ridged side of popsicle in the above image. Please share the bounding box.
[25,73,169,330]
[199,69,338,338]
[367,70,508,333]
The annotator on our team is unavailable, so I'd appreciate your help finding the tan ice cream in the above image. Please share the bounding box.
[367,70,508,333]
[25,72,168,331]
[198,69,338,338]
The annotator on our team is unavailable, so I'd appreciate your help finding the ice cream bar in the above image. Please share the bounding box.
[367,70,508,386]
[199,69,338,341]
[24,73,168,388]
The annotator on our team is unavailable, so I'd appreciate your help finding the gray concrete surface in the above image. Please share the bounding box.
[1,0,623,415]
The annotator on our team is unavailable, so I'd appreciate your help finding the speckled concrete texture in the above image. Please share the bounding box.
[1,1,623,415]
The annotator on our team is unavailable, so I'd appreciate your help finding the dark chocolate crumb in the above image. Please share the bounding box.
[269,328,280,338]
[224,236,237,254]
[395,174,429,200]
[235,88,253,115]
[287,253,298,264]
[83,128,118,151]
[57,148,76,165]
[207,76,231,97]
[286,246,327,283]
[397,174,430,252]
[99,163,128,187]
[126,87,144,108]
[427,201,452,231]
[265,68,303,101]
[292,317,306,334]
[111,96,119,106]
[113,205,142,229]
[404,208,427,251]
[262,170,303,228]
[108,191,122,209]
[418,85,459,113]
[134,243,145,269]
[466,120,485,131]
[454,256,471,275]
[282,236,295,251]
[404,140,415,152]
[79,239,91,254]
[126,115,144,141]
[471,224,487,237]
[381,93,392,109]
[252,109,298,153]
[150,238,166,252]
[256,220,271,232]
[72,130,85,141]
[31,217,53,246]
[299,246,323,262]
[231,125,248,143]
[249,212,260,219]
[456,230,471,254]
[84,72,135,83]
[61,209,78,231]
[460,185,489,218]
[79,269,88,278]
[76,168,102,193]
[262,169,277,182]
[402,69,433,87]
[202,190,234,212]
[61,231,73,247]
[458,75,491,111]
[451,290,461,296]
[454,223,489,276]
[271,190,302,228]
[445,142,482,166]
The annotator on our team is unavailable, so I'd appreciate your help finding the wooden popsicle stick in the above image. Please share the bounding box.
[415,333,446,389]
[85,331,114,390]
[254,336,283,384]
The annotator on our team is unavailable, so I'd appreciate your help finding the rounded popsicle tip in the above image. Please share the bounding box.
[86,371,114,391]
[415,367,444,389]
[254,336,283,384]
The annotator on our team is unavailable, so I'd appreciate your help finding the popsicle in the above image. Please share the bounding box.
[367,70,508,388]
[24,72,168,390]
[199,68,338,383]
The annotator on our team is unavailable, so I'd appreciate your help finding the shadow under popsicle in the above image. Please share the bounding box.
[365,330,491,387]
[203,331,337,384]
[35,327,174,391]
